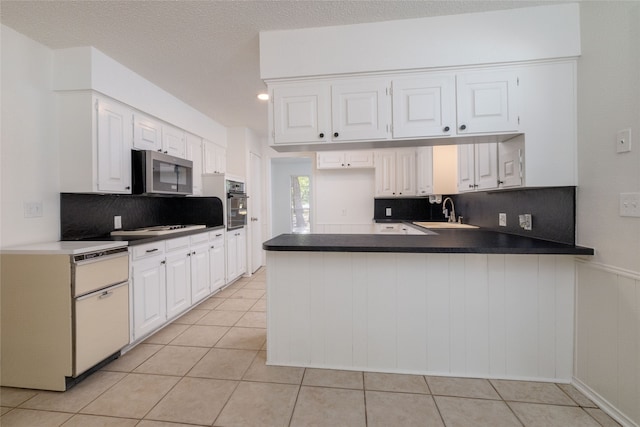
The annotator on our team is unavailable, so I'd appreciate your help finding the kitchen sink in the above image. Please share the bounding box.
[413,221,479,229]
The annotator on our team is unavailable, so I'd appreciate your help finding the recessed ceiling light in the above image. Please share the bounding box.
[257,93,269,101]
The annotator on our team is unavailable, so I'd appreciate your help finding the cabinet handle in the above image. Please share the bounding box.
[146,248,159,253]
[341,163,345,167]
[98,290,113,299]
[187,253,191,256]
[125,186,131,190]
[469,184,474,188]
[160,260,166,265]
[443,126,450,132]
[192,251,196,255]
[164,150,168,154]
[157,149,162,152]
[459,124,467,130]
[474,184,479,188]
[211,246,215,249]
[319,132,325,138]
[215,233,222,237]
[333,132,339,138]
[347,163,351,167]
[498,180,505,185]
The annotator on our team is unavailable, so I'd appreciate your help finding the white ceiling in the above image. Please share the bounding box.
[1,0,553,136]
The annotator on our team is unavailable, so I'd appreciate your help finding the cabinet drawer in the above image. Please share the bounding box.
[209,230,225,241]
[190,232,209,245]
[132,242,166,260]
[165,236,190,252]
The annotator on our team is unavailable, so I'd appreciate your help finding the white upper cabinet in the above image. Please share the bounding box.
[392,75,455,138]
[133,114,186,158]
[374,148,416,197]
[498,139,524,188]
[316,150,374,169]
[203,140,226,174]
[331,79,390,141]
[133,113,162,152]
[96,98,133,193]
[162,124,186,158]
[59,92,133,194]
[415,146,433,196]
[272,84,331,144]
[457,142,499,192]
[456,70,519,134]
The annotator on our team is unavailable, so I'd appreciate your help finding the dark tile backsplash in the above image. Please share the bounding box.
[375,187,576,245]
[61,193,223,240]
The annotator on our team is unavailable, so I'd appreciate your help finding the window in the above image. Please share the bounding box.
[291,175,310,233]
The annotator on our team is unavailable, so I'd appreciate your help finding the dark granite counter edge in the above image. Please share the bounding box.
[263,231,595,256]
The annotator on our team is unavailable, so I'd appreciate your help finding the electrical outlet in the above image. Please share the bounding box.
[23,201,43,218]
[385,207,392,216]
[616,128,632,153]
[518,214,532,231]
[620,193,640,217]
[499,213,507,227]
[114,215,122,229]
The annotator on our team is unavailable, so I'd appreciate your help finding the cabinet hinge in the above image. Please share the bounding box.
[94,99,99,111]
[517,116,520,125]
[517,77,520,86]
[386,87,392,96]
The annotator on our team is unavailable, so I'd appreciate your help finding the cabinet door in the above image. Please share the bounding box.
[237,229,247,277]
[374,151,396,197]
[273,84,331,144]
[96,98,132,193]
[316,152,345,169]
[457,144,475,192]
[331,79,390,141]
[456,70,519,134]
[475,143,499,190]
[209,233,226,293]
[498,140,524,188]
[203,140,226,174]
[392,75,455,138]
[162,124,186,158]
[416,147,433,196]
[165,252,191,319]
[344,151,374,168]
[395,149,417,197]
[132,256,166,340]
[190,245,210,304]
[186,133,203,196]
[133,113,162,151]
[226,232,238,283]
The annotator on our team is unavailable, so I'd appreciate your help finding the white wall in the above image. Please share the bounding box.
[1,26,60,247]
[575,2,640,426]
[0,26,230,248]
[260,3,580,79]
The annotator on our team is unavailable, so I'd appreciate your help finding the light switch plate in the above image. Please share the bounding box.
[620,193,640,217]
[616,128,631,153]
[114,215,122,229]
[385,207,392,216]
[23,201,43,218]
[499,213,507,227]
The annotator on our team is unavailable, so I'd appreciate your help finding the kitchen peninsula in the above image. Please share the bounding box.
[263,229,593,383]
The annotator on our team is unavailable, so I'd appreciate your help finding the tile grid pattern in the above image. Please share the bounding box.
[0,267,622,427]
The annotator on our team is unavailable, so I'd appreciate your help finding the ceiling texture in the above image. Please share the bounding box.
[1,0,553,136]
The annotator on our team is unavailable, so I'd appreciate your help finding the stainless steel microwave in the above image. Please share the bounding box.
[131,150,193,195]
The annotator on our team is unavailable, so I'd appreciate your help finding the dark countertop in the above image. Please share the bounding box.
[69,225,226,247]
[263,228,594,255]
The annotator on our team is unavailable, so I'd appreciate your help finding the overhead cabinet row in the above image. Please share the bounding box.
[58,92,226,195]
[270,69,519,146]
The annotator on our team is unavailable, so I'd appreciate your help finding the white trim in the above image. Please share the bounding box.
[575,258,640,281]
[572,377,638,427]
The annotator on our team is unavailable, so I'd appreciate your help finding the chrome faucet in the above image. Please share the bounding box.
[442,197,456,223]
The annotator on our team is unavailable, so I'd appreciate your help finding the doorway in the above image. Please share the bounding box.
[270,157,313,236]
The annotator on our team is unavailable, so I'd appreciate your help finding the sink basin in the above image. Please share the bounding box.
[413,221,479,229]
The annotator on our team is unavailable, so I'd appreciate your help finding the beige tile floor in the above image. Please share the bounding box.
[0,267,623,427]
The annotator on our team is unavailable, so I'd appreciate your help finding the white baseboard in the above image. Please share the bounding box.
[572,377,638,427]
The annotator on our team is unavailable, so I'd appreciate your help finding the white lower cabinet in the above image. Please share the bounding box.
[226,228,247,283]
[190,243,211,304]
[130,230,225,342]
[209,231,226,293]
[131,246,167,341]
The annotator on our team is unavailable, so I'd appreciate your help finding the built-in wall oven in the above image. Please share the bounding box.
[227,179,247,230]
